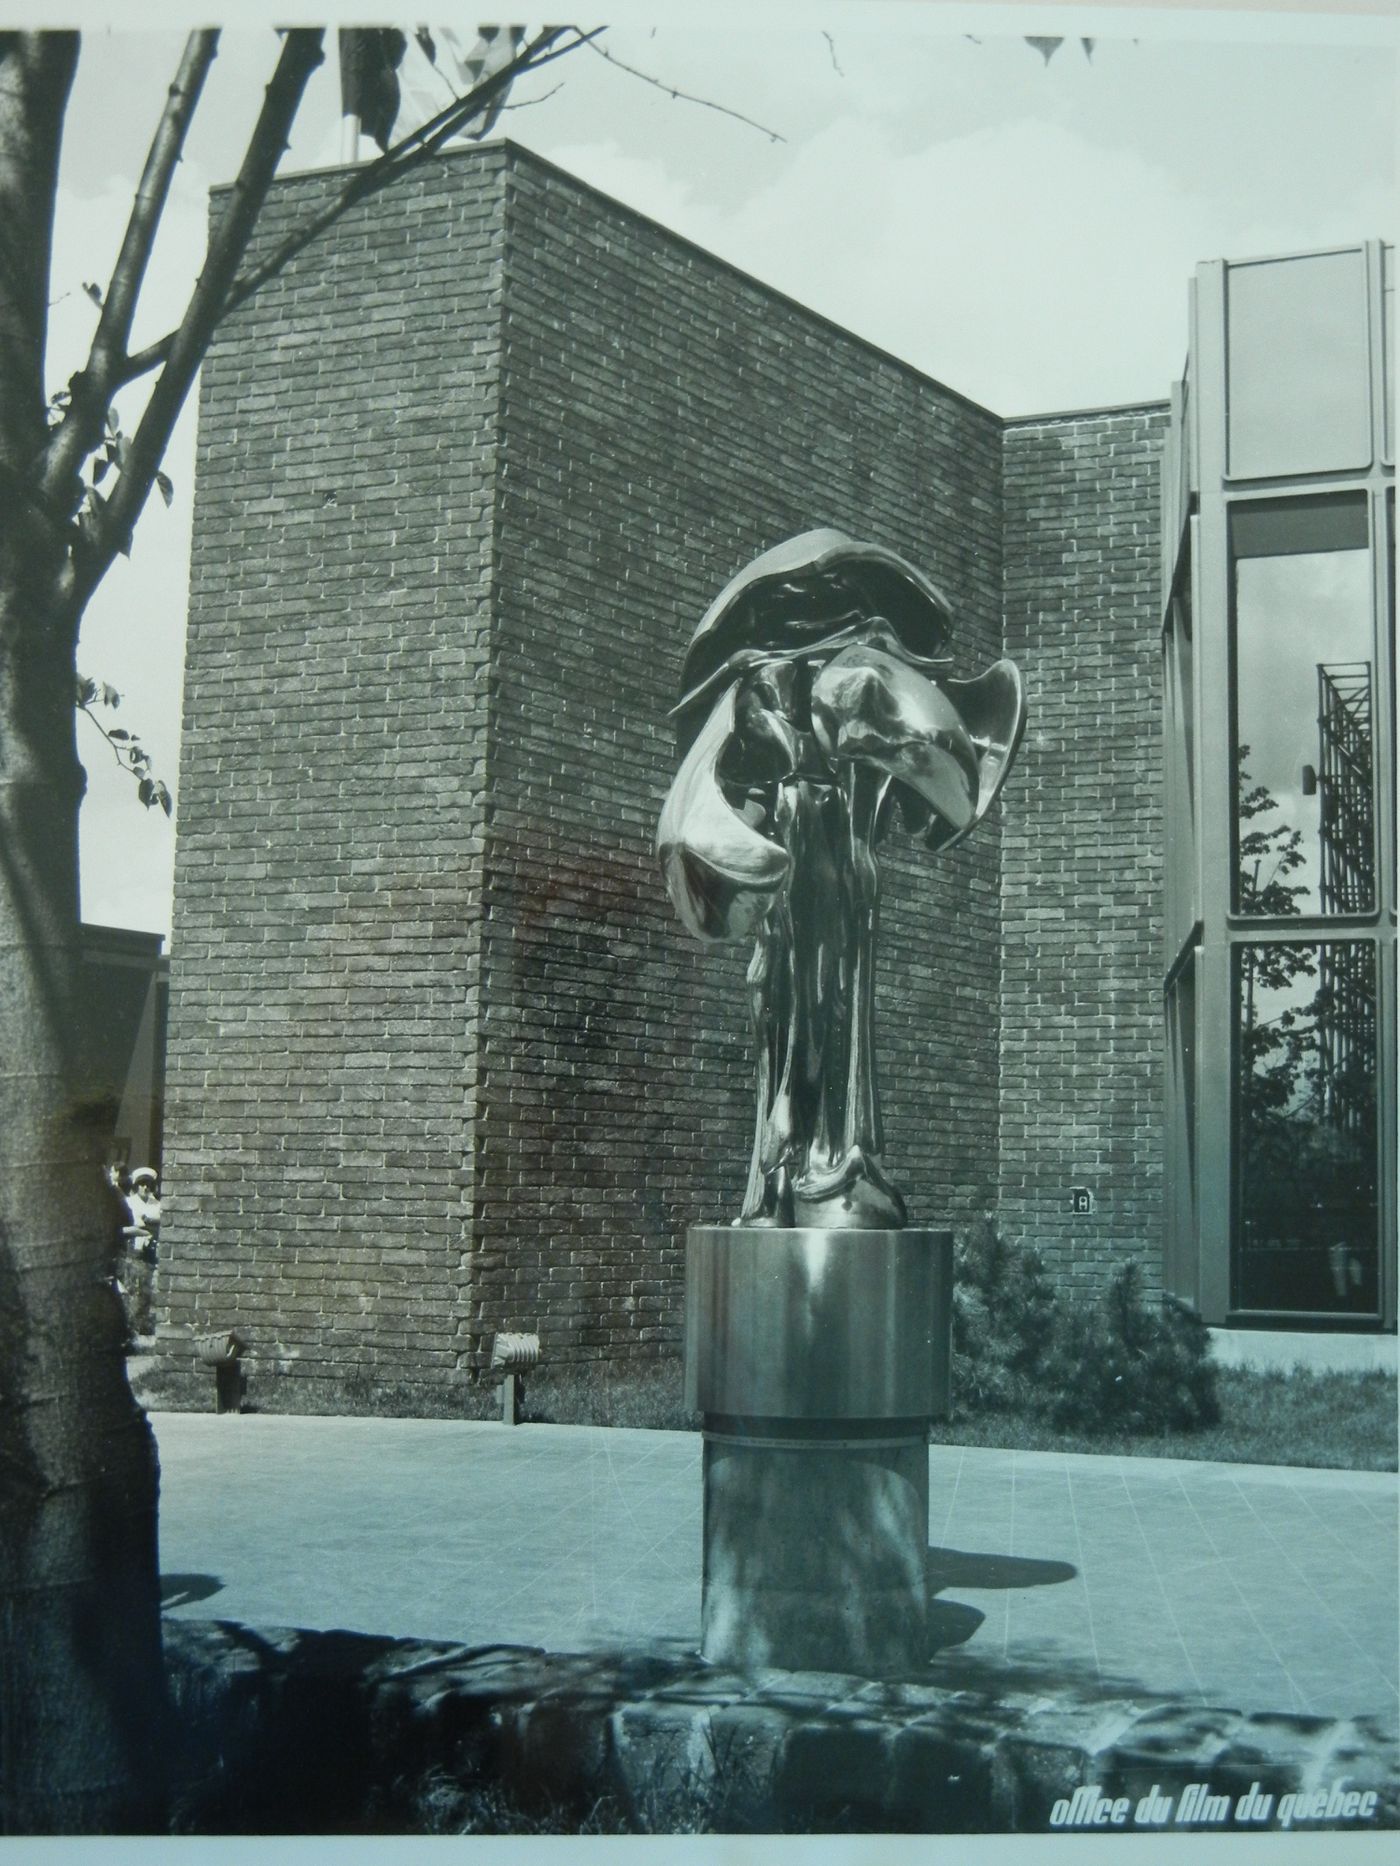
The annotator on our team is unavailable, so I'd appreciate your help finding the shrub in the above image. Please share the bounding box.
[1039,1262,1221,1435]
[951,1217,1058,1416]
[951,1223,1220,1439]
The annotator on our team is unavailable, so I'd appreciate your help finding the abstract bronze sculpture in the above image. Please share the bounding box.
[659,528,1025,1230]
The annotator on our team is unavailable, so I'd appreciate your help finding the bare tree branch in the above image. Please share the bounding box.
[582,37,785,143]
[66,28,327,609]
[41,32,218,516]
[51,20,763,621]
[116,27,599,390]
[390,26,589,163]
[498,82,565,118]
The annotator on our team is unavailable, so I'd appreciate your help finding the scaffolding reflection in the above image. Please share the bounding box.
[1313,659,1374,915]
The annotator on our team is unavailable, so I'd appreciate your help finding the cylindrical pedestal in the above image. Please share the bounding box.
[686,1225,953,1676]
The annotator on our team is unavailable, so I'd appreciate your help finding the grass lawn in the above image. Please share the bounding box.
[515,1357,1397,1472]
[135,1351,1396,1472]
[932,1367,1397,1471]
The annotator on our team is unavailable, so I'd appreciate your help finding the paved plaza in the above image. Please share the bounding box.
[154,1414,1398,1721]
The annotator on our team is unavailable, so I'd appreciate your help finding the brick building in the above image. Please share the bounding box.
[160,143,1392,1406]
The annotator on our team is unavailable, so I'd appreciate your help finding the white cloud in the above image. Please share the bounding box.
[535,65,1393,417]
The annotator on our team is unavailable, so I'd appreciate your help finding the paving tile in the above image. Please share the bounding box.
[153,1416,1396,1719]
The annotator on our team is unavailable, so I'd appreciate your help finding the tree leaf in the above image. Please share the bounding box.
[155,471,174,507]
[83,281,103,305]
[93,457,109,484]
[76,676,98,706]
[106,728,131,741]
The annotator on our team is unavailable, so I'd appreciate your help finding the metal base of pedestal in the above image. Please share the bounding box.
[686,1225,953,1677]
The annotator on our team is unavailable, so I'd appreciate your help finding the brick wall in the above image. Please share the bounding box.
[163,144,1010,1395]
[471,149,1008,1365]
[164,142,1168,1402]
[162,154,508,1389]
[999,407,1169,1293]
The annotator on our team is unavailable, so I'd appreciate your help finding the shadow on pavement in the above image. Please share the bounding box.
[162,1573,225,1608]
[928,1598,985,1651]
[927,1546,1076,1591]
[926,1544,1076,1653]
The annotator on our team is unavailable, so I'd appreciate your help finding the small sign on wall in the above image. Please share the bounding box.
[1070,1187,1094,1215]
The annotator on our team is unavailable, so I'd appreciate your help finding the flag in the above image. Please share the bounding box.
[339,28,410,152]
[437,25,528,139]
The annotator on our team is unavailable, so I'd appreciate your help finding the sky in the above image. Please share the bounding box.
[22,2,1399,938]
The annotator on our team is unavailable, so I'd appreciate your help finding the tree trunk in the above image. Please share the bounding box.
[0,33,168,1833]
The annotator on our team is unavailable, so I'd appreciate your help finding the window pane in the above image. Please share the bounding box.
[1384,244,1394,465]
[1233,941,1379,1315]
[1227,251,1371,478]
[1165,953,1199,1303]
[1231,498,1375,917]
[1164,591,1197,946]
[1389,491,1396,901]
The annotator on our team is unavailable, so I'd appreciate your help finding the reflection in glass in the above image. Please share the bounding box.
[1227,251,1370,478]
[1233,941,1378,1314]
[1384,243,1394,464]
[1390,492,1396,890]
[1165,954,1198,1302]
[1164,589,1196,942]
[1315,662,1375,912]
[1232,498,1374,916]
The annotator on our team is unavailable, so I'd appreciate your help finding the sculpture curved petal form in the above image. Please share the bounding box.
[657,681,791,943]
[659,531,1026,1227]
[722,660,804,787]
[672,527,955,757]
[810,643,981,836]
[920,659,1027,853]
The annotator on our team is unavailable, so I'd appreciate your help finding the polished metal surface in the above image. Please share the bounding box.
[669,527,955,751]
[657,528,1025,1228]
[700,1430,930,1675]
[684,1225,953,1419]
[698,1427,928,1450]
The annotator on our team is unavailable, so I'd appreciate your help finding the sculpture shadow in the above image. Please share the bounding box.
[162,1572,225,1609]
[927,1598,985,1652]
[926,1545,1077,1657]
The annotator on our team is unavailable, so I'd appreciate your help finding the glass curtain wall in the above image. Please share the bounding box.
[1163,242,1395,1329]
